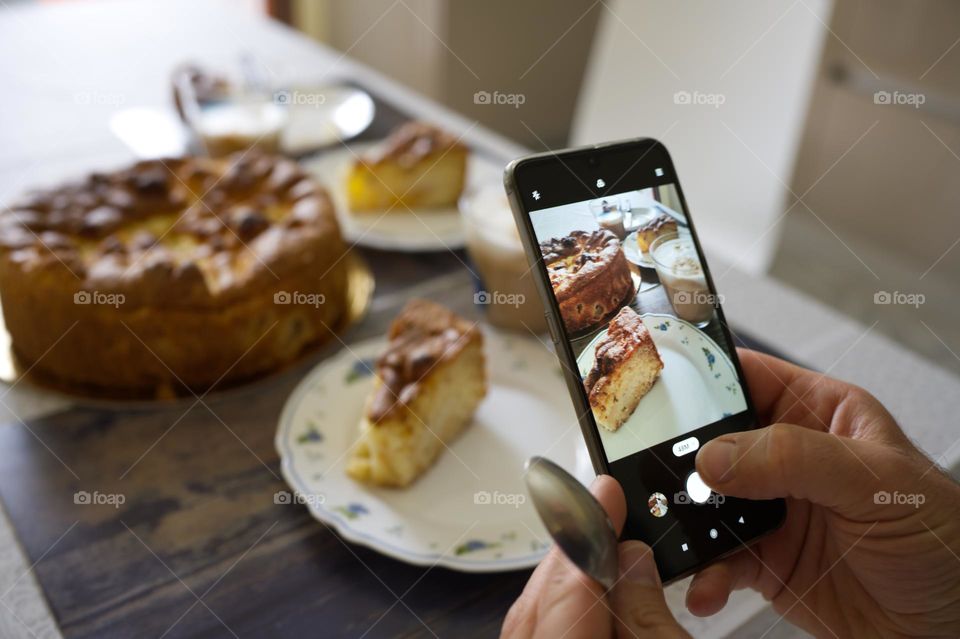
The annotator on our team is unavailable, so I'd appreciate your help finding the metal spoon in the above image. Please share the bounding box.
[524,456,619,591]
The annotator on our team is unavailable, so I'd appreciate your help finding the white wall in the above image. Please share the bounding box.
[572,0,832,273]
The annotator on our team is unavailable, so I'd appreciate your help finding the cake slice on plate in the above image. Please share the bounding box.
[583,307,663,431]
[346,122,468,212]
[347,299,487,487]
[635,213,678,253]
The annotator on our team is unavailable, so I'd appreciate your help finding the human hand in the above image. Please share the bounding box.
[687,349,960,637]
[501,475,690,638]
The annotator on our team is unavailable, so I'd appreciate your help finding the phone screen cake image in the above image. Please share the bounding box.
[538,229,634,333]
[583,307,663,431]
[530,184,747,462]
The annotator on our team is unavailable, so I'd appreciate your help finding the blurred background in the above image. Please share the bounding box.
[297,0,960,375]
[5,0,959,376]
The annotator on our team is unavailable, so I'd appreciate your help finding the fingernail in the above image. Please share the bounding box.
[620,541,660,586]
[698,437,736,484]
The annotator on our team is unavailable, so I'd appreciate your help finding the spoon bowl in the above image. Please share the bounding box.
[524,456,619,590]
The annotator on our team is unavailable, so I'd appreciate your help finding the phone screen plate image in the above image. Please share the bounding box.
[504,138,785,583]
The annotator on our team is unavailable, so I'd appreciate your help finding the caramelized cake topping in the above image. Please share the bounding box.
[584,307,656,394]
[637,213,677,235]
[368,299,478,423]
[539,230,634,333]
[366,122,465,169]
[0,153,337,308]
[539,230,625,298]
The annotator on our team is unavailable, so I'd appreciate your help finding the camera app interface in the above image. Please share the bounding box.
[532,185,747,463]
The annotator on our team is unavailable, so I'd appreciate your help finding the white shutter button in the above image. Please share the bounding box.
[685,472,711,504]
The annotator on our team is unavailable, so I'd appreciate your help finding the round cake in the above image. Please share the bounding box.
[0,153,350,397]
[539,230,634,333]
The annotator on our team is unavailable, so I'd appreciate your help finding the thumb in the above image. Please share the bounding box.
[611,541,690,639]
[695,423,878,513]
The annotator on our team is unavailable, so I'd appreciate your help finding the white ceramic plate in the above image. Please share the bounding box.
[623,230,655,268]
[576,313,747,463]
[623,226,694,269]
[276,329,594,572]
[302,142,505,252]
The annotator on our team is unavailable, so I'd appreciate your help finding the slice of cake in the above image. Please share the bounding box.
[346,122,468,212]
[583,307,663,431]
[347,299,487,487]
[635,213,678,253]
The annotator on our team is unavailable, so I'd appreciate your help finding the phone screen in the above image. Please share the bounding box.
[531,183,747,459]
[508,140,784,581]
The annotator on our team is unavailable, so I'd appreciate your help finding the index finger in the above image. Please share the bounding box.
[736,348,804,423]
[592,473,627,535]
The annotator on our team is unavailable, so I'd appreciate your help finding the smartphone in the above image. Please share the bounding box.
[504,138,785,583]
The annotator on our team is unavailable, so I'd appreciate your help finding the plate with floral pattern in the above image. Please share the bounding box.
[575,313,747,463]
[276,328,593,571]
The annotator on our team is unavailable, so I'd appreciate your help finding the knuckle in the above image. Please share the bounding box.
[846,383,876,406]
[765,423,797,471]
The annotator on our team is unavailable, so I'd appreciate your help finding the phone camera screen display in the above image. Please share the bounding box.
[511,141,785,582]
[530,184,747,463]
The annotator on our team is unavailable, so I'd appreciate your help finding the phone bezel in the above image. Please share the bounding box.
[503,138,785,583]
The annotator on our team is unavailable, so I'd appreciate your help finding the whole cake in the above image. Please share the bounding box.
[346,122,468,212]
[347,299,487,487]
[583,307,663,431]
[539,230,634,333]
[0,153,350,397]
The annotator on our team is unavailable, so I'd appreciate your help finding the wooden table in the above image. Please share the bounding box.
[3,3,960,639]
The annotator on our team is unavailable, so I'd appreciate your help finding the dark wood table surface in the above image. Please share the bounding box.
[0,3,792,637]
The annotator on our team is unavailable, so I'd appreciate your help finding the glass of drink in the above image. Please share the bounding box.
[589,198,626,239]
[460,184,546,333]
[649,232,714,327]
[596,210,625,238]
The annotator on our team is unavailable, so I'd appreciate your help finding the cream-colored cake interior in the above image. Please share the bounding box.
[347,339,486,487]
[593,351,661,431]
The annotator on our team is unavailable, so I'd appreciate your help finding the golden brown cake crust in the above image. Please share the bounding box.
[638,213,677,236]
[636,213,678,252]
[540,230,634,333]
[584,307,661,396]
[366,122,466,169]
[368,299,481,423]
[0,153,350,395]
